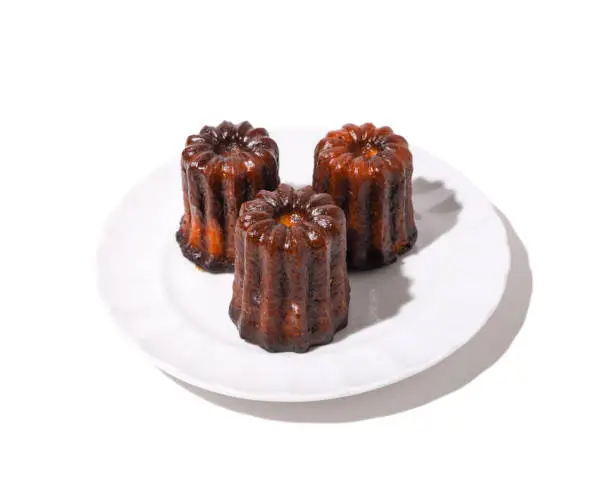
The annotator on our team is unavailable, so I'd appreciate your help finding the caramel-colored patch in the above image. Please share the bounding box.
[187,218,203,248]
[206,226,223,256]
[277,212,304,227]
[363,143,378,158]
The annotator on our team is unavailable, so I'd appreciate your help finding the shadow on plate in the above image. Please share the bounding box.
[335,176,462,340]
[167,206,531,422]
[411,176,463,252]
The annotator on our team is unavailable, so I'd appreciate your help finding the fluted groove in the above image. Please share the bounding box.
[283,229,310,349]
[259,225,285,347]
[330,221,349,329]
[180,163,190,235]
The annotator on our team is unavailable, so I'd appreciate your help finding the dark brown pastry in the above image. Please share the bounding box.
[177,121,280,271]
[313,123,417,270]
[230,184,350,353]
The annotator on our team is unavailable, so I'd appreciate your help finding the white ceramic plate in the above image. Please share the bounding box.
[98,128,510,402]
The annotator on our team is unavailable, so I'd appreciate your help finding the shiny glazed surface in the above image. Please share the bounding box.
[177,121,280,271]
[313,123,417,269]
[230,184,350,353]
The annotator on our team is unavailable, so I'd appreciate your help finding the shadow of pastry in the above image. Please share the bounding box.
[334,176,461,342]
[334,265,412,341]
[165,207,531,422]
[411,176,462,253]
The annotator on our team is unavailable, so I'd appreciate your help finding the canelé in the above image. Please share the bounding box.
[313,123,417,269]
[230,184,350,353]
[177,121,279,271]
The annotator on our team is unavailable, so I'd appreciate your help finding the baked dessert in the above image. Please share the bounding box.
[177,121,280,271]
[230,184,350,353]
[313,123,417,269]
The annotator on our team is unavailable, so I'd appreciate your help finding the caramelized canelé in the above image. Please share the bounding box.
[177,121,279,271]
[230,184,350,353]
[313,123,417,269]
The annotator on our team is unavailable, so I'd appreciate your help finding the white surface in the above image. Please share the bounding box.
[2,1,611,489]
[98,137,510,401]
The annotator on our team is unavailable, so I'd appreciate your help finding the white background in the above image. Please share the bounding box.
[1,1,611,489]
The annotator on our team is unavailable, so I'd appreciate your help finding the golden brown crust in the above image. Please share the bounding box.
[230,184,350,353]
[313,123,417,269]
[177,121,280,271]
